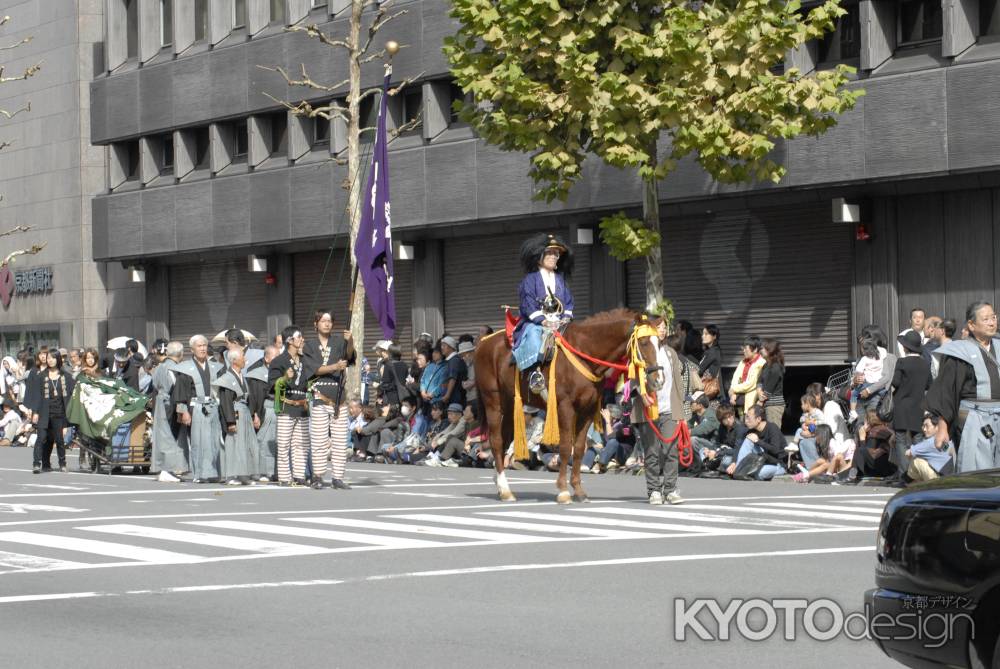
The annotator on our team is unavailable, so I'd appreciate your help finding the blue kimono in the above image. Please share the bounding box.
[513,270,574,370]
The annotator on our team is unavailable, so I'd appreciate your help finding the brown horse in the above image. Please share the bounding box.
[475,308,662,504]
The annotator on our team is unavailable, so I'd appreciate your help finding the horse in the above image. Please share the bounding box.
[475,308,662,504]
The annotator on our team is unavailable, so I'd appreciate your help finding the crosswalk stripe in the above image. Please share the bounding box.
[565,507,840,529]
[78,524,328,555]
[0,531,201,563]
[294,517,551,543]
[0,550,86,571]
[677,504,879,524]
[836,499,890,506]
[387,514,665,539]
[478,511,761,535]
[748,502,884,515]
[186,520,445,548]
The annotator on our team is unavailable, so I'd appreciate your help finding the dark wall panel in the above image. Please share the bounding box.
[865,70,947,179]
[943,190,994,320]
[475,140,531,220]
[947,61,1000,171]
[105,71,139,138]
[895,194,946,321]
[424,141,476,223]
[212,176,251,246]
[787,85,866,186]
[106,193,142,258]
[289,163,335,239]
[173,182,213,251]
[140,188,176,254]
[390,146,427,228]
[210,46,248,119]
[250,170,291,243]
[139,64,173,133]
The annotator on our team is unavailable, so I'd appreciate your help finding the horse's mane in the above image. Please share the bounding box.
[578,307,639,326]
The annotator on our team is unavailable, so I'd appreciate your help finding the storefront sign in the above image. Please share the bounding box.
[0,265,53,308]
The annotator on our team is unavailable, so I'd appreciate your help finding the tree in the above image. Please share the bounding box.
[263,1,418,390]
[0,16,44,286]
[445,0,863,313]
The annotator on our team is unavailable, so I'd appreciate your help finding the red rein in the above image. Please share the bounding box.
[552,331,629,371]
[642,405,694,468]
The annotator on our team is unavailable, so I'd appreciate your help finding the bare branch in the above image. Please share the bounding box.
[0,140,12,151]
[0,225,29,238]
[389,117,421,139]
[387,73,425,97]
[361,7,409,55]
[0,61,41,84]
[0,35,31,51]
[264,93,349,122]
[0,101,30,120]
[2,242,46,267]
[257,64,348,93]
[285,24,352,51]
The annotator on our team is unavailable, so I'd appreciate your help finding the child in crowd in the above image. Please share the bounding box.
[905,415,955,483]
[0,399,23,446]
[793,393,824,445]
[849,338,883,422]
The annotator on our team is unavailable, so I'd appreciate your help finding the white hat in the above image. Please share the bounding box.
[691,391,704,402]
[373,340,392,351]
[457,341,475,354]
[441,336,458,350]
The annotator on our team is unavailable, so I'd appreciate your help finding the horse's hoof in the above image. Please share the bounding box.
[499,491,517,502]
[556,491,572,505]
[573,494,590,504]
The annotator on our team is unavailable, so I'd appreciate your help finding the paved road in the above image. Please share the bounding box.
[0,446,901,668]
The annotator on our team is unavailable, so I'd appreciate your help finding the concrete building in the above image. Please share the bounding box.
[0,0,142,355]
[8,0,1000,378]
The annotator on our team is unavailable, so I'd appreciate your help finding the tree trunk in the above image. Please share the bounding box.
[642,173,663,313]
[345,0,365,395]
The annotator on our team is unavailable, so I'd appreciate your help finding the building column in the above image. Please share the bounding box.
[411,240,444,341]
[144,262,170,345]
[266,253,293,343]
[590,242,626,313]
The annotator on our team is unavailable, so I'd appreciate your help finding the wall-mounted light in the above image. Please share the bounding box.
[129,266,146,283]
[248,254,268,272]
[395,243,415,260]
[575,228,594,245]
[832,197,861,223]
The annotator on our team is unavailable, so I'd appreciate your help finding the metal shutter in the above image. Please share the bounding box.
[293,250,414,356]
[626,204,851,366]
[168,260,269,345]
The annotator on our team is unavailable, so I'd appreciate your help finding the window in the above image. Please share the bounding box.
[817,1,860,63]
[194,127,210,169]
[160,0,173,47]
[125,0,138,59]
[403,89,422,126]
[268,112,287,156]
[982,0,1000,37]
[898,0,942,46]
[270,0,286,24]
[161,134,174,174]
[312,116,330,147]
[124,140,140,180]
[234,120,249,158]
[449,82,469,124]
[311,0,328,7]
[194,0,208,42]
[234,0,247,29]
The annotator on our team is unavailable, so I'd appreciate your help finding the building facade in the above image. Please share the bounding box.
[4,0,998,371]
[0,0,143,356]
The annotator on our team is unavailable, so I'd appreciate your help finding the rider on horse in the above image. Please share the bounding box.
[512,233,575,395]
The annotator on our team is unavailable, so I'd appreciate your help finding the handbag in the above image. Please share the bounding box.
[701,374,720,399]
[732,451,767,481]
[876,387,894,423]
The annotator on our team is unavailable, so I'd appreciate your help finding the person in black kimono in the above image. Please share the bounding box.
[269,325,310,485]
[247,344,279,482]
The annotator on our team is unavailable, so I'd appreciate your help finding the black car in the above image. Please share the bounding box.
[867,470,1000,668]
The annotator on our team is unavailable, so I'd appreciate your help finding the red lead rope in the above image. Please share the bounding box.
[642,404,694,468]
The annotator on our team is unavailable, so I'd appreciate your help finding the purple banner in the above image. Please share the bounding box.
[354,73,396,340]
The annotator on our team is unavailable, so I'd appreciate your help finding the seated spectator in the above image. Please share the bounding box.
[362,404,406,463]
[842,410,894,484]
[583,404,635,473]
[351,404,379,461]
[729,336,765,417]
[381,402,414,464]
[722,404,786,480]
[461,404,491,467]
[0,398,23,446]
[505,405,546,470]
[424,403,467,468]
[905,415,955,483]
[688,394,720,459]
[791,393,823,445]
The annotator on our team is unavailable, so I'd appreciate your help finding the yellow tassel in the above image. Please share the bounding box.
[512,372,529,461]
[542,346,561,445]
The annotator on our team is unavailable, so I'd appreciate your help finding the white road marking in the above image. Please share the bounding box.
[387,513,666,539]
[0,551,86,570]
[681,504,879,523]
[838,499,892,506]
[18,484,90,491]
[0,531,202,563]
[0,504,88,514]
[295,517,552,543]
[187,520,446,548]
[748,502,884,515]
[566,507,842,529]
[79,524,328,555]
[381,492,466,499]
[0,546,874,604]
[480,511,760,535]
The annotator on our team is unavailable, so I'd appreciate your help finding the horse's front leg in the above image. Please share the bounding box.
[485,390,515,502]
[555,404,573,505]
[570,419,590,503]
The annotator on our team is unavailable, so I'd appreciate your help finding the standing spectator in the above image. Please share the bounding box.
[897,308,927,357]
[675,320,703,361]
[458,340,478,406]
[440,336,468,408]
[267,326,310,486]
[151,341,188,482]
[729,336,765,416]
[891,330,931,469]
[665,334,702,420]
[927,317,955,379]
[246,344,280,482]
[80,349,101,379]
[698,324,722,399]
[476,325,494,344]
[921,316,942,365]
[112,347,141,392]
[926,301,1000,472]
[28,350,75,474]
[631,316,685,505]
[758,338,785,428]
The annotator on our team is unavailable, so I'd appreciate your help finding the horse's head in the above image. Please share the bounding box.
[628,315,666,394]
